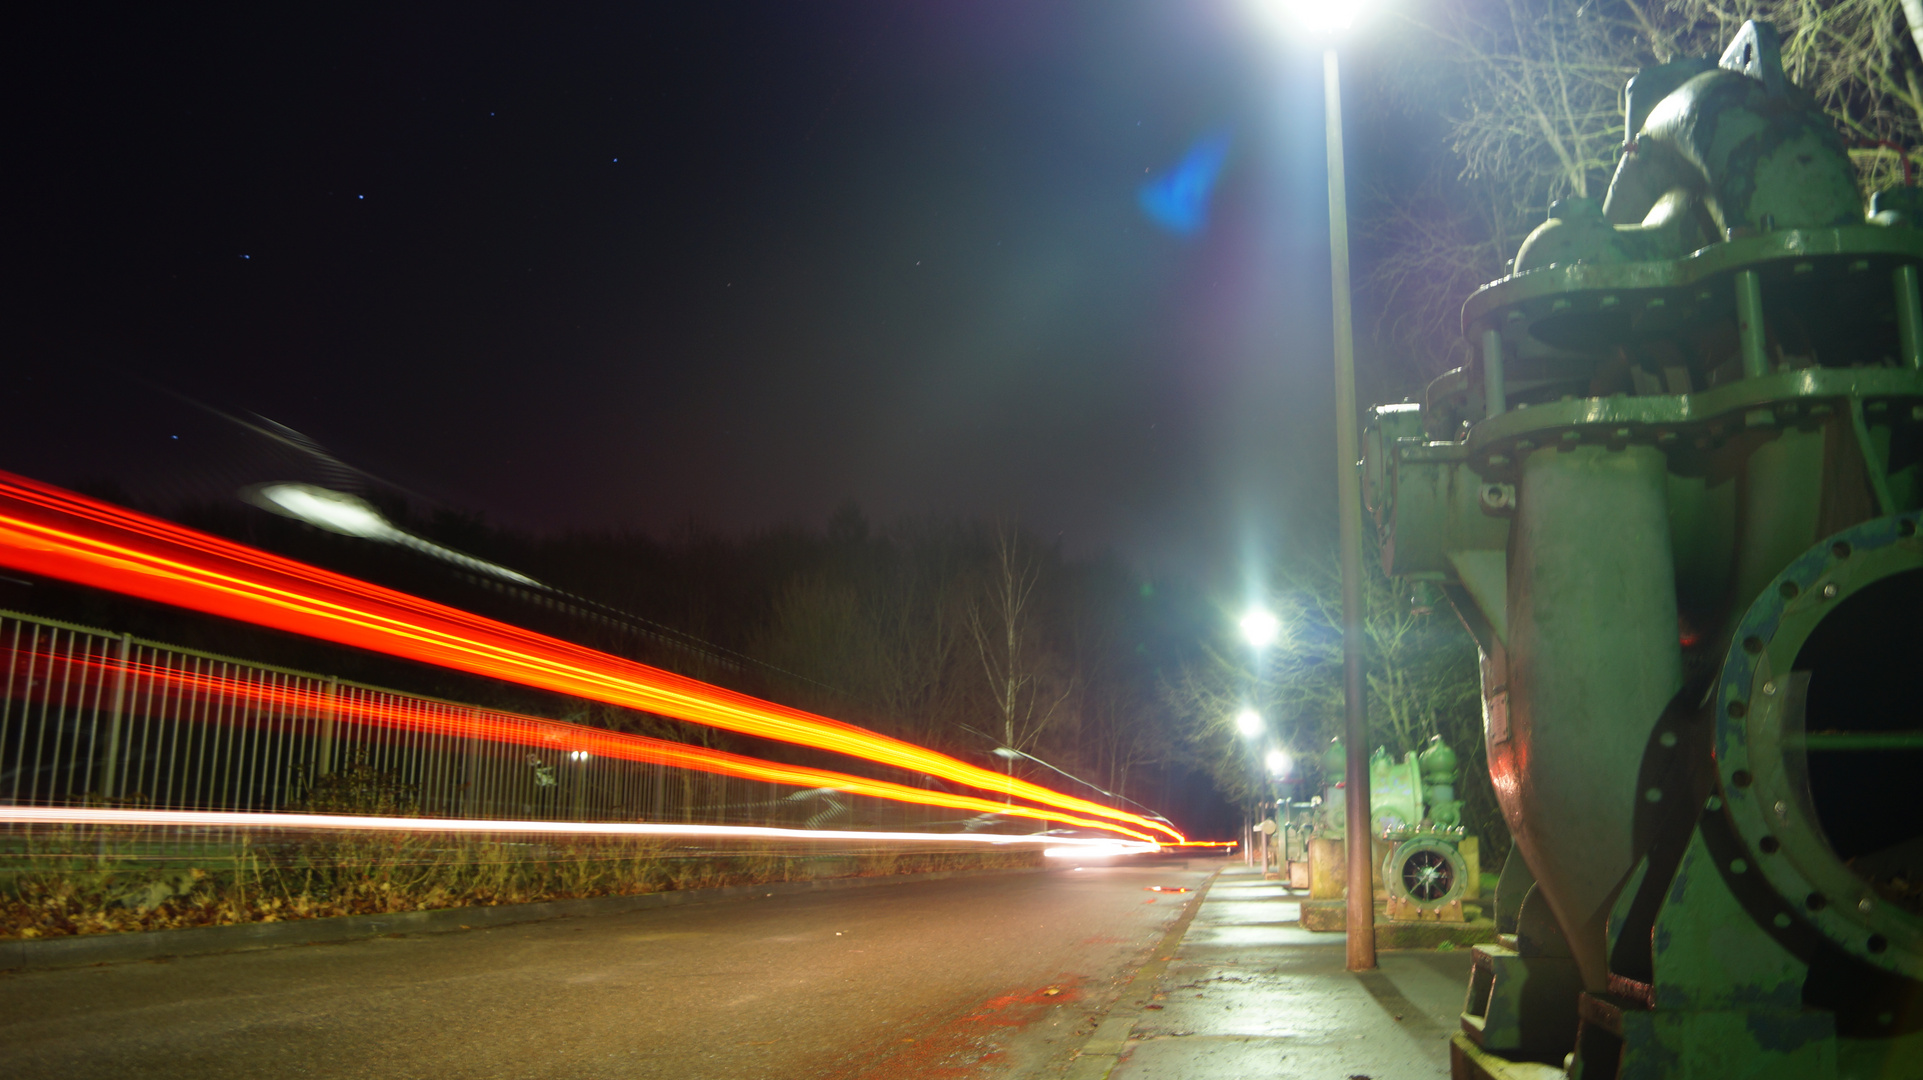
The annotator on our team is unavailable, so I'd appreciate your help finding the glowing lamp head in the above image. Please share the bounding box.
[1266,749,1291,777]
[1236,709,1264,738]
[247,483,398,540]
[1251,0,1372,37]
[1240,608,1281,649]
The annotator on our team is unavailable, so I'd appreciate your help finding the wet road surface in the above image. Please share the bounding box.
[0,857,1217,1079]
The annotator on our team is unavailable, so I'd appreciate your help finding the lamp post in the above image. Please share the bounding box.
[1234,708,1264,867]
[1253,0,1375,970]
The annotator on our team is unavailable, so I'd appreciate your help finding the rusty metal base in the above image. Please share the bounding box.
[1451,1033,1568,1079]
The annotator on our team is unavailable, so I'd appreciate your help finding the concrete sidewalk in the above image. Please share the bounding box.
[1085,863,1471,1080]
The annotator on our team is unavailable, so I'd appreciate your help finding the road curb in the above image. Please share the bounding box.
[1065,863,1223,1080]
[0,864,1047,973]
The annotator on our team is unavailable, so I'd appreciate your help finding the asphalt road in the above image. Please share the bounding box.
[0,857,1219,1080]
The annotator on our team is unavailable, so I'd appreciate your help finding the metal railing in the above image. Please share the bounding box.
[0,610,950,833]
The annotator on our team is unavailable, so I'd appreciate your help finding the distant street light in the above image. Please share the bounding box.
[1249,0,1376,972]
[1266,748,1291,777]
[244,482,540,586]
[1239,608,1281,649]
[1236,709,1265,737]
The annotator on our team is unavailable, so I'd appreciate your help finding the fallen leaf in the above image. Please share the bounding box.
[1043,987,1062,996]
[1144,1004,1164,1010]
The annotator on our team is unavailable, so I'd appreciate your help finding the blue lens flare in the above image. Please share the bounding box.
[1138,131,1230,236]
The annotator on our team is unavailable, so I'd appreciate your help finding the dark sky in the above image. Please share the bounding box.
[13,1,1356,596]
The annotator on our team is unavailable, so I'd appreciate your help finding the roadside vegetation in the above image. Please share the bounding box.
[0,825,1039,941]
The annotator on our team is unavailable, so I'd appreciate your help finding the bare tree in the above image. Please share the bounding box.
[965,523,1072,768]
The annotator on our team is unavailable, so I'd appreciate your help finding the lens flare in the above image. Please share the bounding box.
[0,472,1183,842]
[1139,130,1231,237]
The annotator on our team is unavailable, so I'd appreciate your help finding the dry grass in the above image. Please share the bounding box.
[0,826,1041,940]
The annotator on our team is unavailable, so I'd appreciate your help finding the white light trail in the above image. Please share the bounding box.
[0,807,1162,852]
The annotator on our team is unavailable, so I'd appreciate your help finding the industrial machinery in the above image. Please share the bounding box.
[1361,22,1923,1079]
[1306,735,1480,921]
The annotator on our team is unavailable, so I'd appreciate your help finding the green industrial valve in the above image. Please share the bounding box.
[1361,21,1923,1080]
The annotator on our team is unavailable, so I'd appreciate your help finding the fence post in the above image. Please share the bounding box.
[98,633,132,799]
[316,676,339,777]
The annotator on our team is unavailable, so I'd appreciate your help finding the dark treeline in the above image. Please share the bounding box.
[9,488,1225,832]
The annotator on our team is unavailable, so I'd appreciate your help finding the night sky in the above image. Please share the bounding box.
[12,2,1360,595]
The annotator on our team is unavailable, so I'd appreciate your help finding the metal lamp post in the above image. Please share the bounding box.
[1252,0,1375,971]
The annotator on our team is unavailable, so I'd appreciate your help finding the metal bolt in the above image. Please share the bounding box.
[1644,787,1663,803]
[1859,898,1874,914]
[1822,583,1839,599]
[1762,681,1777,696]
[1774,800,1789,819]
[1659,731,1677,748]
[1730,859,1748,874]
[1774,913,1793,928]
[1705,795,1725,811]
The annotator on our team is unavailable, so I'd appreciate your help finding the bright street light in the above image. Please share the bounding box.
[1236,709,1265,737]
[1240,608,1281,649]
[1266,749,1291,777]
[1250,0,1374,36]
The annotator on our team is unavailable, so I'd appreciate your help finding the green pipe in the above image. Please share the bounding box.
[1735,270,1769,379]
[1895,263,1923,370]
[1483,328,1506,416]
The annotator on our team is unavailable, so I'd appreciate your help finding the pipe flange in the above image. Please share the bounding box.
[1714,512,1923,977]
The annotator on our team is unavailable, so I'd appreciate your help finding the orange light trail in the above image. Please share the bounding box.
[0,806,1161,854]
[0,472,1182,842]
[26,650,1157,842]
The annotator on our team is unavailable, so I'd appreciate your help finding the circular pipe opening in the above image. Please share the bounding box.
[1793,567,1923,915]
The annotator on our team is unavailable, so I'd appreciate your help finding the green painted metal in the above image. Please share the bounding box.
[1314,736,1461,837]
[1358,20,1923,1079]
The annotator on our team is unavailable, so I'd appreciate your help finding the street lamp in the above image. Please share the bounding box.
[1239,607,1281,649]
[1235,708,1265,738]
[1251,0,1376,972]
[1265,748,1291,777]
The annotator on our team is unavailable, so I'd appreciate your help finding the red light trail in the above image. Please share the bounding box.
[14,648,1159,842]
[0,806,1161,855]
[0,472,1183,842]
